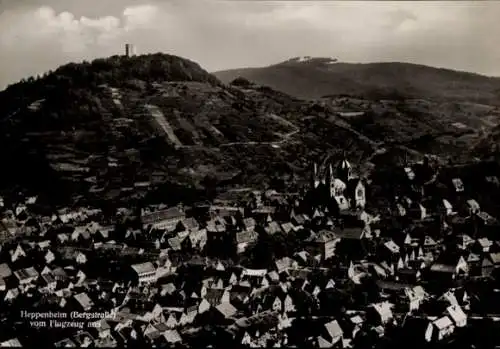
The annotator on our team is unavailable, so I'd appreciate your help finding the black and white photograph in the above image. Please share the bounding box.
[1,0,500,347]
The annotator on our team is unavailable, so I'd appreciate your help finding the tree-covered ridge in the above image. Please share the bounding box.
[215,60,500,104]
[0,53,220,119]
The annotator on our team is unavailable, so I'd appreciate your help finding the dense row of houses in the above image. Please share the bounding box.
[0,156,500,347]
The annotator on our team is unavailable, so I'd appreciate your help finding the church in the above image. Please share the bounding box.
[309,155,366,213]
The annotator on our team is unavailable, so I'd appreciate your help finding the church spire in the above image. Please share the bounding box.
[311,162,320,189]
[337,151,353,182]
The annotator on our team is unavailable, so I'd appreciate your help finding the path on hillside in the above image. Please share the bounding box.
[219,128,299,148]
[219,112,300,148]
[145,104,183,147]
[130,87,302,150]
[327,115,382,149]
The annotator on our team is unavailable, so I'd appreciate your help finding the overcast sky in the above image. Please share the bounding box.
[0,0,499,90]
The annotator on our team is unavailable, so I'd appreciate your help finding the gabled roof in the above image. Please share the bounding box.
[0,263,12,278]
[447,304,466,323]
[275,257,294,272]
[14,267,39,281]
[142,207,185,225]
[430,263,455,274]
[318,336,332,349]
[423,236,437,247]
[242,268,267,277]
[478,238,493,248]
[324,319,343,340]
[180,217,199,231]
[433,316,453,330]
[243,217,256,230]
[0,338,22,347]
[457,234,474,248]
[466,199,480,210]
[41,272,56,285]
[314,230,338,243]
[206,218,226,233]
[52,267,68,280]
[215,302,237,318]
[53,338,76,347]
[168,236,182,250]
[281,222,294,234]
[477,211,497,225]
[74,292,94,309]
[131,262,155,275]
[236,230,258,244]
[265,221,282,235]
[467,253,480,263]
[489,253,500,265]
[163,330,182,343]
[372,302,393,318]
[267,271,280,282]
[384,240,400,254]
[485,176,500,187]
[443,199,453,210]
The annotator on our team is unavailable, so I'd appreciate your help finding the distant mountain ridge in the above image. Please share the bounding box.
[214,58,500,104]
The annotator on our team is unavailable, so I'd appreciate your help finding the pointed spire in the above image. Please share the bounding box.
[348,261,356,279]
[311,161,320,189]
[462,290,469,303]
[404,233,412,245]
[397,257,404,270]
[410,250,416,261]
[418,247,424,259]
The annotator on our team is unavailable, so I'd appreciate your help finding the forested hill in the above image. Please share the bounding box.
[0,53,221,120]
[0,54,371,206]
[1,53,499,207]
[214,58,500,104]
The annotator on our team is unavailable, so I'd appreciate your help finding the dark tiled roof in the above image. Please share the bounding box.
[236,230,258,244]
[335,227,364,240]
[142,207,185,225]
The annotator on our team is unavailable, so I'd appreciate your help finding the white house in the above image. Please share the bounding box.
[452,178,464,193]
[372,302,394,324]
[466,199,480,215]
[443,199,454,216]
[425,316,454,342]
[446,304,467,328]
[131,262,157,284]
[405,286,426,313]
[14,267,39,285]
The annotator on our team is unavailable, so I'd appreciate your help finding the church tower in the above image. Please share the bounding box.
[327,163,335,198]
[311,162,320,189]
[337,153,353,183]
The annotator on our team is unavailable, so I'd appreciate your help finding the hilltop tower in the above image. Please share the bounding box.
[125,43,136,57]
